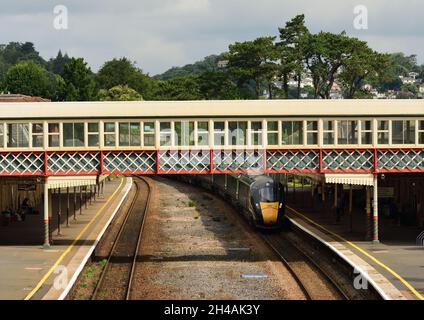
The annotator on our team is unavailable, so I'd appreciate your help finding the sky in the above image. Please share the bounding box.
[1,0,423,75]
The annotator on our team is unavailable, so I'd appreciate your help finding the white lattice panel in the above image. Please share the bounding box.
[159,150,210,173]
[213,150,265,172]
[378,150,424,171]
[323,150,374,172]
[48,152,100,174]
[267,151,319,172]
[0,152,44,175]
[103,152,156,173]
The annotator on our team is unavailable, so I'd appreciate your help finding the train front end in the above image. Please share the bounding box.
[251,177,285,229]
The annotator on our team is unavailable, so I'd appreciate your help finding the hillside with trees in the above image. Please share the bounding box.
[0,15,423,101]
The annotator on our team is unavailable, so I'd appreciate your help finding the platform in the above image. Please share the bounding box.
[286,190,424,300]
[0,176,132,300]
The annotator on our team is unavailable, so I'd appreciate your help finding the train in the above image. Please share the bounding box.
[175,173,286,230]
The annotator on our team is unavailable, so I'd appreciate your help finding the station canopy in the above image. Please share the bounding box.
[324,173,374,186]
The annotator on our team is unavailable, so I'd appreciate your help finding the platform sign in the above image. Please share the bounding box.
[18,184,36,191]
[378,187,394,198]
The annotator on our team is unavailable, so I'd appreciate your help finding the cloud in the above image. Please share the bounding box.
[0,0,423,75]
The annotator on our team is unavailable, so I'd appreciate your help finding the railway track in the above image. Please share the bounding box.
[262,232,349,300]
[91,176,151,300]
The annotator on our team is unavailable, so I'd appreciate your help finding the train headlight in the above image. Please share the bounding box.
[279,203,283,209]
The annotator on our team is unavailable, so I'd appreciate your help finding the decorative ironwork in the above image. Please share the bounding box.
[213,150,265,172]
[103,151,156,174]
[0,152,44,175]
[48,152,100,175]
[267,150,319,172]
[323,150,374,172]
[378,149,424,171]
[158,150,210,174]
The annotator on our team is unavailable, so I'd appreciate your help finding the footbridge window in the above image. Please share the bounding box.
[267,121,278,146]
[87,123,99,147]
[250,121,263,146]
[174,121,194,146]
[32,123,44,148]
[306,121,318,145]
[377,121,389,145]
[338,120,358,145]
[119,122,140,147]
[360,121,373,145]
[323,121,335,145]
[392,120,415,144]
[419,121,424,144]
[282,121,303,145]
[48,123,60,147]
[7,123,29,148]
[160,122,172,146]
[63,123,84,147]
[214,122,225,146]
[143,122,155,147]
[0,124,3,148]
[197,122,209,146]
[229,121,247,146]
[104,122,116,147]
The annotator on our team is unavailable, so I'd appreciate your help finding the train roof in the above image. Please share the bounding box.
[0,100,424,120]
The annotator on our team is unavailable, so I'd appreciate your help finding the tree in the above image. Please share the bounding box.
[96,58,151,96]
[47,50,71,76]
[4,61,50,97]
[98,85,143,101]
[304,32,371,99]
[277,14,310,98]
[339,49,392,98]
[150,77,202,100]
[227,37,279,98]
[62,58,96,101]
[196,71,244,100]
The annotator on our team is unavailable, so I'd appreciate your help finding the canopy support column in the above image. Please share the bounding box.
[43,181,50,249]
[372,175,380,244]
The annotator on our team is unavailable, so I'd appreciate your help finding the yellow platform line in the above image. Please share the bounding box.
[286,205,424,301]
[24,177,124,300]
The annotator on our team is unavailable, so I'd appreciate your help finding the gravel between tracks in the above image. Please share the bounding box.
[130,177,305,300]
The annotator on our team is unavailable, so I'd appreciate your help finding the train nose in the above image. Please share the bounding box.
[259,202,279,225]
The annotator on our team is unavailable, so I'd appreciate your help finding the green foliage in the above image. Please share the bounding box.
[96,58,150,96]
[98,85,143,101]
[62,58,96,101]
[228,37,279,98]
[47,50,71,76]
[4,61,50,97]
[155,54,227,81]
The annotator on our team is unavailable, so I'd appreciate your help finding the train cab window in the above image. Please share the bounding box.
[229,121,247,146]
[160,122,172,146]
[392,120,415,144]
[267,121,278,146]
[306,121,318,145]
[419,121,424,144]
[197,122,209,146]
[88,123,99,147]
[323,121,334,145]
[104,122,116,147]
[143,122,155,147]
[32,123,44,148]
[48,123,60,147]
[63,123,84,147]
[360,121,373,145]
[338,120,358,145]
[119,122,140,147]
[7,123,29,148]
[377,121,389,144]
[251,121,262,146]
[282,121,303,145]
[175,121,194,146]
[214,122,225,146]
